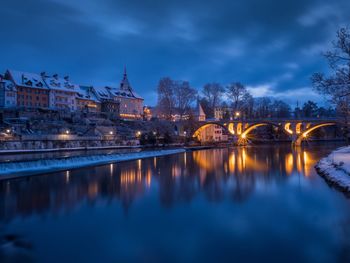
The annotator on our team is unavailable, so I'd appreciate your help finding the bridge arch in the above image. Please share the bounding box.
[240,122,283,139]
[293,122,338,146]
[192,122,231,141]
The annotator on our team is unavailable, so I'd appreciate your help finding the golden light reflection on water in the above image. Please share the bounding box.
[193,147,316,177]
[0,145,337,220]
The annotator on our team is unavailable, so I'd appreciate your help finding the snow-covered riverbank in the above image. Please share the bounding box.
[315,146,350,191]
[0,149,186,180]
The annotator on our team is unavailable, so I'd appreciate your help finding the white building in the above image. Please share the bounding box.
[43,73,78,111]
[0,78,17,108]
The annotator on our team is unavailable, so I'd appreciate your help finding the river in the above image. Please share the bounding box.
[0,143,350,263]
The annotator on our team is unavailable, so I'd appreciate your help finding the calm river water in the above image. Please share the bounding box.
[1,143,350,263]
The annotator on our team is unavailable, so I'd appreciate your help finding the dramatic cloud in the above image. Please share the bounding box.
[1,0,349,106]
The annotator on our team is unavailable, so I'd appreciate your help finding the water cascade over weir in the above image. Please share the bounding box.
[0,149,185,179]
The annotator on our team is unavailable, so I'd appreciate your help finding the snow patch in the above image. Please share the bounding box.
[315,146,350,191]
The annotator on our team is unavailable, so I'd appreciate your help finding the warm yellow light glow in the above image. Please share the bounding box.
[228,123,235,135]
[296,123,302,134]
[284,123,293,134]
[285,153,294,175]
[241,133,246,139]
[237,123,242,135]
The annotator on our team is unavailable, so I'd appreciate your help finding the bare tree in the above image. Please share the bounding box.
[157,77,176,120]
[226,82,250,112]
[241,92,254,118]
[202,83,225,117]
[312,27,350,127]
[174,81,197,119]
[254,97,272,118]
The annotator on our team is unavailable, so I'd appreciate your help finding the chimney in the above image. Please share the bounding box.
[40,71,46,77]
[64,76,69,81]
[53,74,58,79]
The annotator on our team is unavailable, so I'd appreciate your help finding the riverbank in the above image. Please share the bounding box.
[315,145,350,192]
[0,148,186,180]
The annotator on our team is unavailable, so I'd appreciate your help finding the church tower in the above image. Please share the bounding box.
[120,66,133,93]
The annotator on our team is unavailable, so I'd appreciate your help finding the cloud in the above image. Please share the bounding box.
[298,4,341,27]
[0,0,350,106]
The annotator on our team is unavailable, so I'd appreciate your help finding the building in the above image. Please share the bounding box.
[0,77,17,108]
[197,124,228,142]
[93,86,120,115]
[76,86,101,112]
[5,70,50,108]
[194,103,206,121]
[107,68,144,120]
[43,73,78,111]
[193,104,228,142]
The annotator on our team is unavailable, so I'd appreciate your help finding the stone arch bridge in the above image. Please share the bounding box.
[183,118,343,146]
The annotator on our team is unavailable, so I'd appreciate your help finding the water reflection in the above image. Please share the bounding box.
[0,144,338,222]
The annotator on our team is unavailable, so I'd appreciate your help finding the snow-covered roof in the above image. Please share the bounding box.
[43,74,79,93]
[108,86,143,100]
[1,79,16,92]
[7,70,48,89]
[115,67,143,100]
[93,86,113,100]
[76,86,100,102]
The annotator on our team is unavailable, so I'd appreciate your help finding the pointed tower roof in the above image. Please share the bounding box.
[198,103,205,116]
[120,66,132,92]
[195,102,206,121]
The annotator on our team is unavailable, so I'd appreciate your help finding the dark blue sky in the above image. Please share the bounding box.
[1,0,349,106]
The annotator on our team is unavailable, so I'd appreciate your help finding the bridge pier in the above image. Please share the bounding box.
[291,135,302,146]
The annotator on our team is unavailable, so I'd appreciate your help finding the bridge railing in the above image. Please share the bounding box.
[199,117,340,123]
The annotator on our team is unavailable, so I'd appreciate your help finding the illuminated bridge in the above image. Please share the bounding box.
[188,118,344,146]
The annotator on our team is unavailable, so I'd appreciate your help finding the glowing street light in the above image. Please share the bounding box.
[65,130,70,134]
[109,131,114,135]
[136,131,141,137]
[183,131,187,136]
[235,111,240,117]
[5,129,11,134]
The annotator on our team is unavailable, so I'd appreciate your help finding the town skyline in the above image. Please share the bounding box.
[2,0,350,106]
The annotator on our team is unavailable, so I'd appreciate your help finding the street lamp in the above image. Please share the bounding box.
[109,131,114,135]
[136,131,141,137]
[5,129,11,134]
[183,131,187,136]
[65,130,70,134]
[235,111,240,118]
